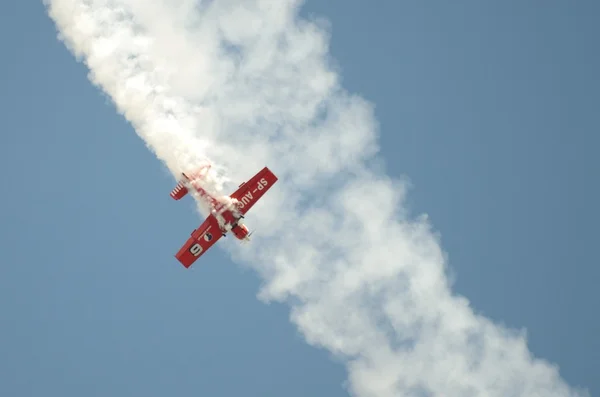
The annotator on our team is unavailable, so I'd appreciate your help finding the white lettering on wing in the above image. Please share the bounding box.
[256,177,268,191]
[238,191,254,208]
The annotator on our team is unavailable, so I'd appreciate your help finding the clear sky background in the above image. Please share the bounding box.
[1,1,598,396]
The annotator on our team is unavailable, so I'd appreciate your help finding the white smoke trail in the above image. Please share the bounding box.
[44,1,588,396]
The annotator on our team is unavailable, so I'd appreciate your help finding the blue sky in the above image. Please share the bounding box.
[1,1,598,396]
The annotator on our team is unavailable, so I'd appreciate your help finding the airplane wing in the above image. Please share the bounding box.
[175,215,223,268]
[229,167,278,215]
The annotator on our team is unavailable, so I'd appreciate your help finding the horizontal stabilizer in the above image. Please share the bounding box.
[170,181,188,200]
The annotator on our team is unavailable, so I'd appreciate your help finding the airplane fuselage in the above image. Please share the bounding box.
[188,181,250,240]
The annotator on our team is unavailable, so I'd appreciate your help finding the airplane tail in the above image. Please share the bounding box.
[170,179,189,200]
[170,163,212,201]
[184,163,211,182]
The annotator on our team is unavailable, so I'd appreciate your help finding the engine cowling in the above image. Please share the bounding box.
[232,223,250,240]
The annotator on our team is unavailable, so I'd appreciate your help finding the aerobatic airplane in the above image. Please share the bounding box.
[170,164,278,268]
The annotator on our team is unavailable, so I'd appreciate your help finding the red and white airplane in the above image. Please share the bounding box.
[170,164,278,268]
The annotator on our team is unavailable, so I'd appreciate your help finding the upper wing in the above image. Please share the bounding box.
[175,215,223,268]
[229,167,278,215]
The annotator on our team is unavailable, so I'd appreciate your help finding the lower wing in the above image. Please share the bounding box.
[175,215,223,268]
